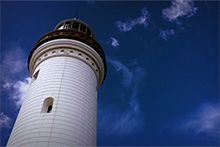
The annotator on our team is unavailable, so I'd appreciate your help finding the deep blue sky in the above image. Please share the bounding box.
[1,1,219,146]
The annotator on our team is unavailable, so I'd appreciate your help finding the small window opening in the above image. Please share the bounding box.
[61,50,65,53]
[70,51,73,53]
[41,97,54,113]
[78,53,82,56]
[45,54,48,57]
[86,57,89,60]
[47,105,53,113]
[33,70,40,80]
[80,24,86,33]
[92,63,95,66]
[52,51,56,54]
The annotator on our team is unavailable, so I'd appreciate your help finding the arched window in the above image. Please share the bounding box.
[41,97,54,113]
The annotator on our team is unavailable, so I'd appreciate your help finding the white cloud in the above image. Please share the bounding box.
[3,82,13,89]
[162,0,197,23]
[3,77,31,108]
[107,57,133,87]
[110,37,119,48]
[0,112,11,128]
[116,7,150,32]
[12,77,32,107]
[159,29,175,40]
[1,41,30,107]
[163,102,219,138]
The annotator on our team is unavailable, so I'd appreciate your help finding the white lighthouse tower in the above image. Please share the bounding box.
[7,18,107,146]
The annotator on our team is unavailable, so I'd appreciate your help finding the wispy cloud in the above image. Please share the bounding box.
[111,86,144,135]
[1,42,26,82]
[162,0,197,24]
[180,102,219,137]
[116,7,150,32]
[107,57,133,87]
[98,86,144,136]
[107,58,146,87]
[133,67,146,84]
[162,102,219,138]
[99,58,146,136]
[110,37,119,48]
[159,29,175,40]
[1,41,31,107]
[0,112,11,128]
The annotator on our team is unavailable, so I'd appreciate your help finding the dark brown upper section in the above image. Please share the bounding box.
[28,20,107,84]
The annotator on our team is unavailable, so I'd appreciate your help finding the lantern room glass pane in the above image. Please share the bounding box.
[87,29,91,36]
[72,22,79,30]
[80,24,86,32]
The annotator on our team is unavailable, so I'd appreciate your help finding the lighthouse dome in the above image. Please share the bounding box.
[54,18,95,39]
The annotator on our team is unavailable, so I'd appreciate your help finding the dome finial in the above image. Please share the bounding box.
[74,9,80,20]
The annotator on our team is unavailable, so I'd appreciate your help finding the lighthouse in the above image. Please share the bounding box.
[7,18,107,146]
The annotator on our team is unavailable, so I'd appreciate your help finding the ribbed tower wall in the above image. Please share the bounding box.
[7,38,105,146]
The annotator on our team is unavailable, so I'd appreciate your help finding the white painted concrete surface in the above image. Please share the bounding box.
[7,39,104,146]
